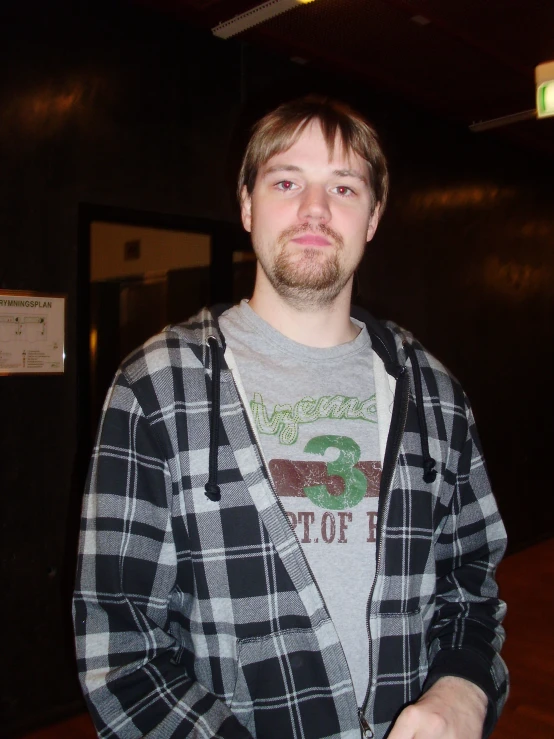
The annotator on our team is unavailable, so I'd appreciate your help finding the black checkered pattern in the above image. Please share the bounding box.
[73,309,508,738]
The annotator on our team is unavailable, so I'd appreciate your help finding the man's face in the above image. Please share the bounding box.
[241,121,380,308]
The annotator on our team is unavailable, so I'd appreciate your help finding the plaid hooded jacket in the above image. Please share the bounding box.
[73,306,508,739]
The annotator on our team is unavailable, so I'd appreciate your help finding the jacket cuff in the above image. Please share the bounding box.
[423,649,498,738]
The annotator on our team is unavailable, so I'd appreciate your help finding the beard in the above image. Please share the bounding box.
[257,223,356,309]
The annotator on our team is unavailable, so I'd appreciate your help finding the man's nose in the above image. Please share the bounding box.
[298,185,331,223]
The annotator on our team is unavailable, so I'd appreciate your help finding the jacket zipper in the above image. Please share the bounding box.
[358,708,374,738]
[359,365,410,737]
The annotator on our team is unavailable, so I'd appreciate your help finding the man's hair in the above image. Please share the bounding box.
[238,95,389,215]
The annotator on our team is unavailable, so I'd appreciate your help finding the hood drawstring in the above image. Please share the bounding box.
[403,342,437,484]
[204,336,222,502]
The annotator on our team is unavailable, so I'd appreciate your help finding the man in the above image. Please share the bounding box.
[74,97,508,739]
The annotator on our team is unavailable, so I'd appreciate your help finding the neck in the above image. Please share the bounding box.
[248,277,359,348]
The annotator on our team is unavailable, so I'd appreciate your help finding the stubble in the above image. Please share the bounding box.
[261,224,354,309]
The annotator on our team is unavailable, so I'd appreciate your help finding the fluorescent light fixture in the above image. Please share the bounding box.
[212,0,316,39]
[536,60,554,119]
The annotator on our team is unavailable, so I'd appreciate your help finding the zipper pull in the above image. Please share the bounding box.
[358,708,374,738]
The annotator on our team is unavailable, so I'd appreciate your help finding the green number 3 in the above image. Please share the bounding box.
[303,435,367,510]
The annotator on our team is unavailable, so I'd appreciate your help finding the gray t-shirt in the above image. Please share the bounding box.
[220,301,382,706]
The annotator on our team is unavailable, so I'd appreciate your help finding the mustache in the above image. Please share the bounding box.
[278,223,344,248]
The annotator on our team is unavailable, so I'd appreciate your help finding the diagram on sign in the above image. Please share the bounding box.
[0,315,47,342]
[0,292,65,374]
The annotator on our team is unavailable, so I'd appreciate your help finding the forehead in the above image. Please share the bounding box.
[261,121,366,173]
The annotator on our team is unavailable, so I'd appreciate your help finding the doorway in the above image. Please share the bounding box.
[78,204,254,447]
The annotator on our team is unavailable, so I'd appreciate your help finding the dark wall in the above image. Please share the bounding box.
[1,0,552,733]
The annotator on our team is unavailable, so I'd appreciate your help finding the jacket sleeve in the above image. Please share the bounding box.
[73,370,252,738]
[423,398,509,738]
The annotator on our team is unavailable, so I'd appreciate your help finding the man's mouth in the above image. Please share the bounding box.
[290,234,332,246]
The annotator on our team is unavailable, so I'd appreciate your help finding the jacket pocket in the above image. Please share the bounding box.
[231,626,347,739]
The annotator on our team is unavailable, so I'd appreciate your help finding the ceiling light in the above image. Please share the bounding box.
[536,61,554,119]
[212,0,316,39]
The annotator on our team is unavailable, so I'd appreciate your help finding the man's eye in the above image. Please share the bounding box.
[334,185,354,196]
[276,180,296,191]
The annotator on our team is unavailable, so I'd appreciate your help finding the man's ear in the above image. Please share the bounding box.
[240,185,252,233]
[366,203,381,242]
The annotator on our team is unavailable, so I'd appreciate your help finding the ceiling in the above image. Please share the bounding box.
[137,0,554,157]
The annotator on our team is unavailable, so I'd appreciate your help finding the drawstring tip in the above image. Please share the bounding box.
[423,458,437,484]
[204,482,221,502]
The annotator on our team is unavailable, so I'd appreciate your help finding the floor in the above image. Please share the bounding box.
[489,537,554,738]
[20,538,554,739]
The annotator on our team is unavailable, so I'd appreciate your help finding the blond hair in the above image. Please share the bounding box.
[238,95,389,214]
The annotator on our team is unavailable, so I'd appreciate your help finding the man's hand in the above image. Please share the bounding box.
[387,676,488,739]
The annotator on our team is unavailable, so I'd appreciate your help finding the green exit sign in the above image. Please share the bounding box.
[536,61,554,119]
[537,81,554,118]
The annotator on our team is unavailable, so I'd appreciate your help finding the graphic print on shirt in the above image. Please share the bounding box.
[250,391,381,545]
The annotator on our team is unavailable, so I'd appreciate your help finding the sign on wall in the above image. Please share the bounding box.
[0,290,66,375]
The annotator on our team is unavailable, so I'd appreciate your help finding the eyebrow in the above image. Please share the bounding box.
[332,168,368,184]
[262,165,302,175]
[262,164,368,185]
